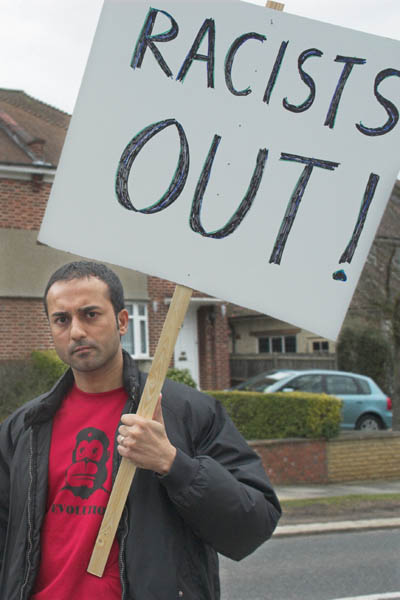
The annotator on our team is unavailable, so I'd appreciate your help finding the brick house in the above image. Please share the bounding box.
[3,88,397,391]
[0,89,230,389]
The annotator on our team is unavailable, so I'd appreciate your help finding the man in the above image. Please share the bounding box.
[0,261,281,600]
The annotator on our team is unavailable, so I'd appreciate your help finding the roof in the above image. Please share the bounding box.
[227,304,263,319]
[0,89,70,167]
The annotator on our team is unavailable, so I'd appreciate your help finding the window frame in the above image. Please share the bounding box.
[258,334,297,354]
[121,301,149,359]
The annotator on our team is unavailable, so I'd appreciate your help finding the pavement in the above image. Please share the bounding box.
[273,479,400,537]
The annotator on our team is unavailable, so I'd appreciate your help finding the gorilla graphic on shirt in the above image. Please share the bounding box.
[63,427,111,499]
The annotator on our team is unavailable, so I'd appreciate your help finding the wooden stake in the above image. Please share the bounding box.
[266,1,284,10]
[87,283,193,576]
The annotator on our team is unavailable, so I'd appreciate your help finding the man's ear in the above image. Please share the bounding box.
[117,309,129,336]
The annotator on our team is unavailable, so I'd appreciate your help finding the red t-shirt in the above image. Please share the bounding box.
[32,384,128,600]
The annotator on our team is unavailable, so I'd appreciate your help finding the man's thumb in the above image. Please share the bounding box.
[152,394,164,424]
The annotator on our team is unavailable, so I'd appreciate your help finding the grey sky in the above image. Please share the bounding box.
[1,0,400,114]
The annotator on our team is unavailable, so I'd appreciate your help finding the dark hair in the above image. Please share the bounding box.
[44,261,125,317]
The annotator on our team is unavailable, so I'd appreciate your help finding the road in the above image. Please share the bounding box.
[219,529,400,600]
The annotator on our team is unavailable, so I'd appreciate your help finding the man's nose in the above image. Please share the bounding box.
[70,317,86,340]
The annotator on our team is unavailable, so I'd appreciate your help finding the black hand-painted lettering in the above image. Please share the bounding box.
[131,8,179,78]
[339,173,379,263]
[356,68,400,136]
[224,32,267,96]
[283,48,323,113]
[115,119,189,214]
[176,18,215,87]
[263,40,289,104]
[270,154,340,264]
[324,55,366,129]
[190,135,268,238]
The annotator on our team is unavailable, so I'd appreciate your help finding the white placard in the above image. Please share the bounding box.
[38,0,400,339]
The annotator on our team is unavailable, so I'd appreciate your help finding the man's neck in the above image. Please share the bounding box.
[72,352,124,393]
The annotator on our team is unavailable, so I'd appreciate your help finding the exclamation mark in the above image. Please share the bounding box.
[333,173,380,282]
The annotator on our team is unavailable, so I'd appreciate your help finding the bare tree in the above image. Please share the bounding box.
[346,219,400,430]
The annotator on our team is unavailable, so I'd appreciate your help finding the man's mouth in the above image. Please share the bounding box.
[72,346,93,354]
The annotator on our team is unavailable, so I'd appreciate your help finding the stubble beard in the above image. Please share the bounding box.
[67,338,121,374]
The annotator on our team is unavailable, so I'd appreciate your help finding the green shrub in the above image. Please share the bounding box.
[208,391,342,440]
[167,368,197,388]
[31,350,68,388]
[0,350,68,421]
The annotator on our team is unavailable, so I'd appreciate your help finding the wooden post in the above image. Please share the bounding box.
[87,283,193,577]
[266,1,284,10]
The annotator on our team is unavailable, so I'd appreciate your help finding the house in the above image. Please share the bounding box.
[0,89,230,390]
[2,88,397,391]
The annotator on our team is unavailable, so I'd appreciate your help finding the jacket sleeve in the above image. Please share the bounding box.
[0,419,11,573]
[159,390,281,561]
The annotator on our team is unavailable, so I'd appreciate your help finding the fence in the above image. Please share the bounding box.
[230,353,337,385]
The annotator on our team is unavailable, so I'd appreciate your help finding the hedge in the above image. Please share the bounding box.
[0,350,68,421]
[208,391,342,440]
[166,368,197,388]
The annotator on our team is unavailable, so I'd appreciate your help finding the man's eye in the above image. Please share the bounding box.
[87,311,97,318]
[55,316,67,324]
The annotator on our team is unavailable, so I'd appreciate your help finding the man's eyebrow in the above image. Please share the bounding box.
[79,305,102,313]
[50,306,102,318]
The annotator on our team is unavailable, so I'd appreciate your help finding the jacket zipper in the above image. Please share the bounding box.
[118,388,138,598]
[20,429,35,600]
[119,507,129,600]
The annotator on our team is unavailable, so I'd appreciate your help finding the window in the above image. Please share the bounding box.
[258,337,270,353]
[326,375,359,395]
[312,340,329,352]
[283,374,324,393]
[121,302,149,358]
[258,335,297,354]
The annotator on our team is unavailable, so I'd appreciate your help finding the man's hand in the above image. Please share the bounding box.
[117,395,176,475]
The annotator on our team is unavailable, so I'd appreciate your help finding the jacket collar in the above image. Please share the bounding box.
[24,350,140,428]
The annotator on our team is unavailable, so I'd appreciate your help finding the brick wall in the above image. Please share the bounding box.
[198,306,230,390]
[327,431,400,482]
[251,438,328,484]
[0,178,51,230]
[147,276,175,359]
[0,176,54,360]
[0,298,53,360]
[251,431,400,484]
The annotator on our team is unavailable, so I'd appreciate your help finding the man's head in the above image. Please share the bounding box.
[44,262,129,383]
[44,261,124,318]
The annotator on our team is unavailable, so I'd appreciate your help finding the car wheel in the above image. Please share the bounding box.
[355,414,383,431]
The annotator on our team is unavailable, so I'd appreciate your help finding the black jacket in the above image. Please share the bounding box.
[0,352,281,600]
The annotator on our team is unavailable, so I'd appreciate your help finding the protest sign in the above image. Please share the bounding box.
[37,0,400,576]
[39,0,400,340]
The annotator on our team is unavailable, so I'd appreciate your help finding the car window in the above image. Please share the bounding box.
[326,375,359,395]
[356,378,371,395]
[284,374,324,393]
[244,376,282,391]
[243,381,268,391]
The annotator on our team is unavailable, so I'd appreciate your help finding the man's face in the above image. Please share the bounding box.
[46,276,128,374]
